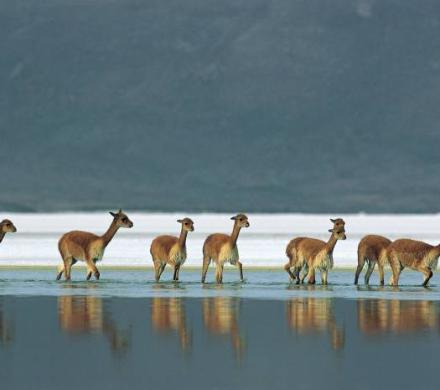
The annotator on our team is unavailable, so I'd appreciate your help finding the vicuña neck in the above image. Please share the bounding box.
[178,227,188,248]
[101,220,119,247]
[325,234,338,254]
[230,223,242,247]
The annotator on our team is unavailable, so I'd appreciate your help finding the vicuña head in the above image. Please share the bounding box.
[0,219,17,244]
[178,217,195,232]
[231,214,250,228]
[109,209,134,228]
[57,209,133,281]
[330,218,345,229]
[328,226,347,240]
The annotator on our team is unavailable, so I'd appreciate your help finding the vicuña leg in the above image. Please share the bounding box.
[421,267,433,287]
[63,256,73,281]
[86,256,100,280]
[307,267,316,285]
[237,261,244,282]
[154,261,166,282]
[284,261,296,281]
[364,261,376,285]
[215,263,224,284]
[201,256,211,283]
[354,256,365,285]
[378,264,385,286]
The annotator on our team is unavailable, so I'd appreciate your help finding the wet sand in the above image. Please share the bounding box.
[0,269,440,389]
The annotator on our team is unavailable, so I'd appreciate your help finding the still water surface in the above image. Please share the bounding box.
[0,269,439,390]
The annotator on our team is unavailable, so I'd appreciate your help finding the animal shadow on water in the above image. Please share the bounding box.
[58,295,131,356]
[202,297,245,362]
[286,298,345,351]
[150,297,192,352]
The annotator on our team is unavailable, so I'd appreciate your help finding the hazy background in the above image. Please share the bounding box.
[1,0,440,213]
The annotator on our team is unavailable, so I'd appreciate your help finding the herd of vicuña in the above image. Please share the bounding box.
[0,213,439,287]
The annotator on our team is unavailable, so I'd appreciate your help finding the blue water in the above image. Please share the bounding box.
[0,268,439,300]
[1,268,440,390]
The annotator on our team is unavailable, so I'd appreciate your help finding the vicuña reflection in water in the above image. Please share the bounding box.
[358,299,440,335]
[286,298,345,350]
[202,297,245,359]
[151,297,192,351]
[58,296,130,354]
[0,299,13,347]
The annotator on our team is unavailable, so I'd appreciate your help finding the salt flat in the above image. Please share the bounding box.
[1,212,440,268]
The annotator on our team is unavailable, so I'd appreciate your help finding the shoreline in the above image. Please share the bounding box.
[0,264,357,271]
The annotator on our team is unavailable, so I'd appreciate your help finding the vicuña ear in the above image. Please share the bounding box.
[231,216,237,220]
[328,229,333,233]
[177,219,183,223]
[330,218,336,223]
[118,209,122,214]
[110,211,116,217]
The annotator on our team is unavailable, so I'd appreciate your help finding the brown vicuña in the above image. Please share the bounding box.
[387,238,440,287]
[201,214,249,284]
[0,219,17,244]
[284,219,346,284]
[355,235,392,285]
[150,218,194,282]
[57,210,133,281]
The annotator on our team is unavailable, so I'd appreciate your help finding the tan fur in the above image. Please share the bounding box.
[151,297,191,350]
[358,299,438,335]
[150,218,194,282]
[0,219,17,244]
[57,210,133,281]
[203,297,244,359]
[58,296,130,352]
[355,235,392,285]
[286,298,344,350]
[201,214,249,284]
[387,238,440,286]
[284,221,346,285]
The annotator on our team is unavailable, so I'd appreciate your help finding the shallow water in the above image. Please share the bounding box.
[0,268,439,301]
[0,291,439,390]
[1,269,440,390]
